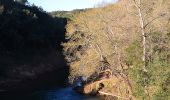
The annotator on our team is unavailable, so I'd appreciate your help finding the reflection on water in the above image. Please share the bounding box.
[42,87,100,100]
[1,87,101,100]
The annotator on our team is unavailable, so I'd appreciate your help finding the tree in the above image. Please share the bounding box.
[63,2,138,82]
[125,0,170,98]
[63,0,170,99]
[131,0,168,72]
[15,0,27,5]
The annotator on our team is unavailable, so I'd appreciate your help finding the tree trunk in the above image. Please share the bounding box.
[135,0,147,71]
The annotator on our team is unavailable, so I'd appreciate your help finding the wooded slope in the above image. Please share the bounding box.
[63,0,170,99]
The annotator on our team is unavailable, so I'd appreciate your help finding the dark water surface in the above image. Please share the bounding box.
[0,87,101,100]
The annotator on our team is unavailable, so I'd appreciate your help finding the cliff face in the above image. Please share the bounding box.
[0,1,68,91]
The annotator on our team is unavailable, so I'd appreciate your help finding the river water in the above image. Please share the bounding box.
[1,87,101,100]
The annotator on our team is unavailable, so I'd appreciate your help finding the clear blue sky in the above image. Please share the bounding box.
[28,0,117,12]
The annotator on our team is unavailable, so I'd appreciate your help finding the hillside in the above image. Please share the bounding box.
[0,0,170,99]
[63,0,170,99]
[0,0,68,91]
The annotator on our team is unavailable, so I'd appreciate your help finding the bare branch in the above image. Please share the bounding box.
[144,14,166,29]
[98,91,131,100]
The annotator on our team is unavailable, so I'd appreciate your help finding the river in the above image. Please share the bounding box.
[1,87,101,100]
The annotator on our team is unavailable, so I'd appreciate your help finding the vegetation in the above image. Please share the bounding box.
[15,0,28,5]
[63,0,170,99]
[0,0,169,99]
[0,0,68,90]
[50,9,86,19]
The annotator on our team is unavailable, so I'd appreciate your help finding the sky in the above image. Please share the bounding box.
[28,0,117,12]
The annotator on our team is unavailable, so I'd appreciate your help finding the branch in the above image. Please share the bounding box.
[144,14,166,29]
[98,91,130,100]
[96,43,104,61]
[133,0,141,9]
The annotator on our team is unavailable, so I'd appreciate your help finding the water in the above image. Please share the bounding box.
[1,87,101,100]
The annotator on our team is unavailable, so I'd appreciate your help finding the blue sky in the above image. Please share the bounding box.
[28,0,117,12]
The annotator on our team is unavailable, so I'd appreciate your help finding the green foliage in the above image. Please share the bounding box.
[126,32,170,99]
[125,41,143,67]
[50,9,86,19]
[125,41,148,99]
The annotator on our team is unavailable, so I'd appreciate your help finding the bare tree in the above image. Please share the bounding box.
[131,0,167,72]
[133,0,147,71]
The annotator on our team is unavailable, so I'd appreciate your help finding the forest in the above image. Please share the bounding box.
[0,0,169,100]
[0,0,68,91]
[63,0,170,99]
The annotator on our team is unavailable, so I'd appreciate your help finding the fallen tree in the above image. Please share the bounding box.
[73,69,135,100]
